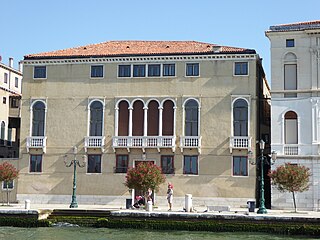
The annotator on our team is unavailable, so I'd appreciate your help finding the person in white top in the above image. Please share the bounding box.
[167,183,173,211]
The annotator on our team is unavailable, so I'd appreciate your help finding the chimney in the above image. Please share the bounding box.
[9,57,13,68]
[18,61,23,72]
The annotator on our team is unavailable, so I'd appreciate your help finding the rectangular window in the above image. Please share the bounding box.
[163,64,175,76]
[234,62,248,75]
[15,77,18,88]
[284,64,297,98]
[183,155,198,175]
[148,64,161,77]
[161,155,175,174]
[2,97,6,104]
[118,65,131,77]
[233,156,248,176]
[286,39,295,47]
[30,154,42,173]
[34,66,47,79]
[4,73,8,83]
[186,63,199,76]
[115,155,128,173]
[2,180,13,190]
[87,154,102,173]
[10,98,19,108]
[91,65,104,78]
[133,65,146,77]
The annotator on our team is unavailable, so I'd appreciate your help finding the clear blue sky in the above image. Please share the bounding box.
[1,0,320,81]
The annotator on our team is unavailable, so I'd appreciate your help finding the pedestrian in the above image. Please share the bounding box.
[147,188,153,203]
[167,183,173,211]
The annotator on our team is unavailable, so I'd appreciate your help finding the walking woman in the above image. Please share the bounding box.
[167,183,173,211]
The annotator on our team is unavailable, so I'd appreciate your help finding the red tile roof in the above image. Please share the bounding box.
[24,41,255,59]
[269,20,320,32]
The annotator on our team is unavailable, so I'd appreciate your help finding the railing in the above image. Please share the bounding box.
[26,136,47,153]
[112,136,176,151]
[180,136,201,148]
[84,136,105,152]
[230,136,252,150]
[284,144,299,155]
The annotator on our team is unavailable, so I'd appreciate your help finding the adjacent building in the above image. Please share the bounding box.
[266,20,320,210]
[18,40,270,207]
[0,58,22,203]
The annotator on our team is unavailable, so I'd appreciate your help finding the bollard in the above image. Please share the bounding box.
[25,199,30,210]
[147,200,153,212]
[185,194,192,212]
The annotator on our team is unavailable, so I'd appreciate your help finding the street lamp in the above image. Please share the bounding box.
[248,140,277,214]
[64,146,86,208]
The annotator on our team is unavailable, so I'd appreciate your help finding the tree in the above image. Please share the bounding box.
[124,162,166,203]
[268,163,311,212]
[0,162,19,205]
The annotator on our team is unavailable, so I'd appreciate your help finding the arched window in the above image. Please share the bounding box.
[89,101,103,136]
[32,101,45,136]
[0,121,5,140]
[147,100,159,136]
[284,111,298,144]
[132,100,144,136]
[185,99,198,136]
[233,99,248,136]
[284,52,297,98]
[162,100,174,136]
[118,101,129,136]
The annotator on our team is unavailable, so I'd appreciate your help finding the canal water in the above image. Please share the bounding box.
[0,227,317,240]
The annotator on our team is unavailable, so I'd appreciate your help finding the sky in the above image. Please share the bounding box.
[1,0,320,82]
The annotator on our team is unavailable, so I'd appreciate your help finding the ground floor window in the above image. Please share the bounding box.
[30,154,42,173]
[2,180,13,190]
[233,156,248,176]
[115,155,128,173]
[87,155,102,173]
[161,155,175,174]
[183,155,198,175]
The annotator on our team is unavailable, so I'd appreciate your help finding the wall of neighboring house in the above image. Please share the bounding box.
[18,53,264,207]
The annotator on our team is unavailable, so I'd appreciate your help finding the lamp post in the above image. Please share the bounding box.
[64,146,86,208]
[249,140,277,214]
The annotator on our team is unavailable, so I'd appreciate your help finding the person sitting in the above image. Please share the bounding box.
[133,195,145,208]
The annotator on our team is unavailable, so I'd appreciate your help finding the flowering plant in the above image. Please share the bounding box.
[268,163,311,212]
[0,161,19,205]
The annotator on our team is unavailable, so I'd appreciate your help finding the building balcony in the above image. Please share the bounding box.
[112,136,176,152]
[26,136,47,153]
[180,136,202,153]
[283,144,299,156]
[84,136,105,152]
[229,136,252,153]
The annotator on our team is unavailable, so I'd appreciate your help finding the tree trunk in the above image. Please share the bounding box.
[292,191,297,213]
[6,182,9,206]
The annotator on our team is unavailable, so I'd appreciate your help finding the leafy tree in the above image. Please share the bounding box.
[0,162,19,205]
[268,163,311,212]
[125,162,166,203]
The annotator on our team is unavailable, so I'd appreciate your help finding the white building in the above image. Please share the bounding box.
[266,20,320,210]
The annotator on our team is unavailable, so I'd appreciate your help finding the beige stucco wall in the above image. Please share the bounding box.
[18,54,261,207]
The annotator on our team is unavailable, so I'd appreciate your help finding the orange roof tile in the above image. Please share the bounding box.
[269,20,320,32]
[24,41,255,59]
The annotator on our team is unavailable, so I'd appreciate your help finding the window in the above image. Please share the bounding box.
[15,77,18,88]
[286,39,295,47]
[30,155,42,172]
[163,64,175,76]
[2,97,6,104]
[115,155,128,173]
[185,99,199,136]
[2,180,13,190]
[183,156,198,175]
[148,64,160,77]
[233,156,248,176]
[87,155,101,173]
[10,98,19,108]
[34,66,46,79]
[133,65,146,77]
[89,101,103,136]
[32,101,46,136]
[0,121,5,140]
[234,62,248,75]
[118,65,131,77]
[91,65,104,78]
[284,64,297,98]
[4,73,8,83]
[186,63,199,76]
[161,155,174,174]
[285,111,298,144]
[233,99,248,136]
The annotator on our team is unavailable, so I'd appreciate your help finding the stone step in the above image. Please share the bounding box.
[47,209,112,218]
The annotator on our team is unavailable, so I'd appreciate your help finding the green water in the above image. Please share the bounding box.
[0,227,317,240]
